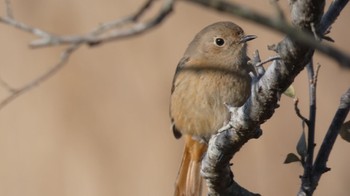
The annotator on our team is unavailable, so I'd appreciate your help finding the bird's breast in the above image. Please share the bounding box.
[170,69,251,138]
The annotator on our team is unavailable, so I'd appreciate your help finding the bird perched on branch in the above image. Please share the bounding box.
[170,21,256,196]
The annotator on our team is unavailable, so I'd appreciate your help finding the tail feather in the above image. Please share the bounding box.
[174,135,207,196]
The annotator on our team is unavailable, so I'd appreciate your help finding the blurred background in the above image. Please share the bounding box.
[0,0,349,195]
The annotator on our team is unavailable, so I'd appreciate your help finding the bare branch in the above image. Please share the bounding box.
[0,75,16,93]
[251,50,265,78]
[255,55,281,67]
[299,60,318,195]
[312,63,321,85]
[89,0,155,36]
[0,15,51,38]
[318,0,349,35]
[299,87,350,195]
[0,0,174,110]
[200,0,330,195]
[294,98,309,125]
[4,0,14,18]
[270,0,286,22]
[0,0,174,48]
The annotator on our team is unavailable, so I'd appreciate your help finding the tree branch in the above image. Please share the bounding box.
[0,0,174,110]
[318,0,349,35]
[294,98,310,126]
[202,126,261,196]
[198,0,335,195]
[295,87,350,196]
[0,0,174,48]
[298,60,321,195]
[301,87,350,195]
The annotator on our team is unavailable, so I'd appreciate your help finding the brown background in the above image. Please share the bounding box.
[0,0,349,196]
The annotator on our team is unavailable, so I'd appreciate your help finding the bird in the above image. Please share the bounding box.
[169,21,256,196]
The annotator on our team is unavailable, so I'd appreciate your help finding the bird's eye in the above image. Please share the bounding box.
[215,38,225,46]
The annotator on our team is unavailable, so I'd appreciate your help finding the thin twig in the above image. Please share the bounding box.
[312,63,321,85]
[294,98,310,125]
[255,55,281,67]
[84,0,174,46]
[0,15,51,38]
[89,0,154,36]
[270,0,285,21]
[310,23,321,41]
[0,44,80,110]
[132,0,154,21]
[0,75,16,93]
[4,0,14,18]
[250,50,265,78]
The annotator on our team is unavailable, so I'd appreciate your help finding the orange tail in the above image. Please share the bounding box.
[174,135,207,196]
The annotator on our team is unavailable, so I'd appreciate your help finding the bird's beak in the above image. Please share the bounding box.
[239,35,257,44]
